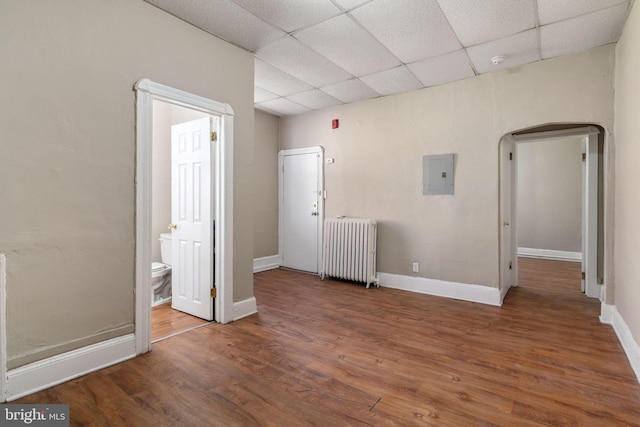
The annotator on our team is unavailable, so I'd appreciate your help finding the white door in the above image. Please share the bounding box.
[280,149,323,273]
[582,134,599,298]
[500,138,516,299]
[170,117,215,320]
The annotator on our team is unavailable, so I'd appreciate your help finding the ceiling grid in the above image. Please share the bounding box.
[145,0,633,116]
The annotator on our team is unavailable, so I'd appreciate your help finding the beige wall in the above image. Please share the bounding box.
[0,0,254,368]
[253,110,280,259]
[152,101,172,263]
[517,138,582,253]
[614,2,640,347]
[280,46,614,288]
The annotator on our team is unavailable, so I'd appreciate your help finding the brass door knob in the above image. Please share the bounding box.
[168,224,177,229]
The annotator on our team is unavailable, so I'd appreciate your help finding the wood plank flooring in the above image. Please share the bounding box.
[151,302,209,342]
[16,258,640,426]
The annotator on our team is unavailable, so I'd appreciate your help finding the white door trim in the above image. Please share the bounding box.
[134,78,234,355]
[278,146,324,275]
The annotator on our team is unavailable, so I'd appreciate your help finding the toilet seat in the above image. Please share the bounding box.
[151,262,171,279]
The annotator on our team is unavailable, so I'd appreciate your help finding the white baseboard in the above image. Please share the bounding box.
[600,303,640,383]
[253,255,280,273]
[5,334,136,402]
[518,247,581,262]
[233,297,258,321]
[378,273,502,307]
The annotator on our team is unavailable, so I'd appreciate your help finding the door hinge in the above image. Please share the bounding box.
[211,131,217,142]
[509,261,512,270]
[509,152,513,161]
[210,288,217,298]
[581,271,586,280]
[582,153,586,162]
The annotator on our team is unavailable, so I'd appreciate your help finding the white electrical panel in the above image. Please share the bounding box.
[422,154,454,195]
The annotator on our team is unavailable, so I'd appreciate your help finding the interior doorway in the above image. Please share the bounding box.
[134,79,234,355]
[500,125,604,302]
[149,103,216,341]
[516,137,582,262]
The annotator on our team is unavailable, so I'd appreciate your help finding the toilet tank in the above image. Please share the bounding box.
[159,233,172,266]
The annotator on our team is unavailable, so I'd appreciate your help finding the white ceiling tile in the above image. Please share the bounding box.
[541,4,630,59]
[145,0,284,51]
[360,66,423,96]
[256,98,311,116]
[538,0,628,25]
[320,78,381,103]
[436,0,536,47]
[255,59,314,96]
[254,86,280,103]
[294,14,401,77]
[332,0,371,11]
[287,90,343,110]
[467,29,540,74]
[351,0,461,63]
[407,50,475,87]
[231,0,341,32]
[256,37,352,87]
[255,104,284,117]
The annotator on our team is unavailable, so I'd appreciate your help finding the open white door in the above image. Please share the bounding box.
[279,147,323,274]
[582,133,599,298]
[500,137,517,300]
[170,117,215,320]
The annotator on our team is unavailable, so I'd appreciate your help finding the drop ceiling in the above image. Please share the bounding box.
[145,0,633,116]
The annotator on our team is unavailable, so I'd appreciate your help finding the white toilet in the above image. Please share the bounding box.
[151,233,172,306]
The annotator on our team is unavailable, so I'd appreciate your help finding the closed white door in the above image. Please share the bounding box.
[170,117,215,320]
[280,150,322,273]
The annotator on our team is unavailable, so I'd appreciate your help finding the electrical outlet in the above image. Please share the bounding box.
[412,262,419,273]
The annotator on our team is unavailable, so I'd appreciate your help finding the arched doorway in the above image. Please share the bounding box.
[499,124,604,301]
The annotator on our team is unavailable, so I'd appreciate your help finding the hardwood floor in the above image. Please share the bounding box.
[17,259,640,426]
[151,302,210,342]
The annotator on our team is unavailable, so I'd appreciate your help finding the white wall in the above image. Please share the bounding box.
[517,138,582,253]
[0,0,254,369]
[614,1,640,347]
[280,46,614,290]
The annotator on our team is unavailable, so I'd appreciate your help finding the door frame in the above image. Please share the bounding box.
[500,126,601,300]
[134,78,234,355]
[278,146,324,275]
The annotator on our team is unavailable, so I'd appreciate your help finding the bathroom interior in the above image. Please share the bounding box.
[151,99,214,340]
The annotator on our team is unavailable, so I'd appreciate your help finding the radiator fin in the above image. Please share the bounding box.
[322,217,377,288]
